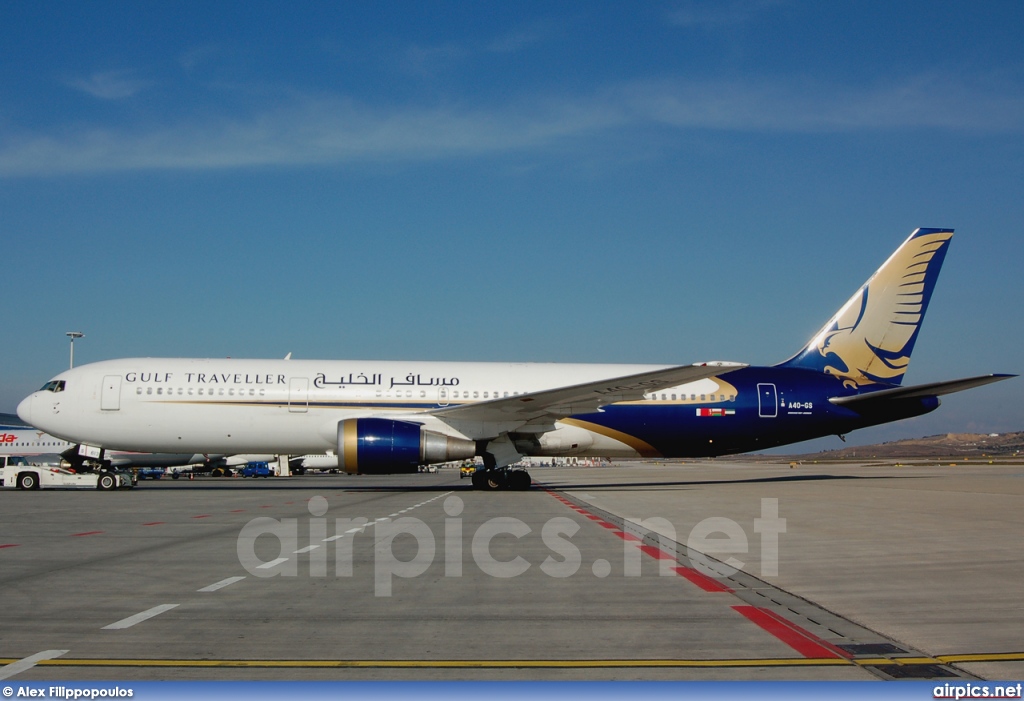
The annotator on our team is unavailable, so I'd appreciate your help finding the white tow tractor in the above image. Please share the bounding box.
[0,456,135,490]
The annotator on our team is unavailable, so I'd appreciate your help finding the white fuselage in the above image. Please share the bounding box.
[0,425,74,457]
[18,357,702,457]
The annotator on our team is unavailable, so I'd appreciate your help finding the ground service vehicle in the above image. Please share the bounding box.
[241,461,272,478]
[136,467,165,480]
[1,457,135,490]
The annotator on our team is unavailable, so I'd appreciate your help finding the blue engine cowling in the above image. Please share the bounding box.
[337,418,476,475]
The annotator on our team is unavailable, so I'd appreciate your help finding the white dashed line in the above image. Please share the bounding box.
[198,576,246,592]
[102,604,180,630]
[256,557,289,570]
[294,545,319,554]
[0,650,69,681]
[316,492,454,543]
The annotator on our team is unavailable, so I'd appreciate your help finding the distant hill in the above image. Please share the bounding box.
[780,432,1024,460]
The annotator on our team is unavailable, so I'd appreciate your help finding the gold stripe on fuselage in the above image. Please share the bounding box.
[560,418,661,458]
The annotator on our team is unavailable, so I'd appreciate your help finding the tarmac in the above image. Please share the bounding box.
[1,459,1022,681]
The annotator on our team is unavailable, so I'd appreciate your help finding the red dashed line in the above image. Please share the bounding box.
[638,544,676,560]
[192,515,211,519]
[732,606,850,659]
[672,566,734,593]
[142,522,165,526]
[546,489,846,658]
[0,544,20,549]
[229,509,246,513]
[71,531,103,537]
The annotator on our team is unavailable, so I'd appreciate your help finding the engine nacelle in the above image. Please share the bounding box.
[337,418,476,475]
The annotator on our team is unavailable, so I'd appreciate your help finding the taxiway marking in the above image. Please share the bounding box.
[256,557,289,569]
[102,604,180,631]
[6,651,1024,670]
[733,606,849,659]
[0,650,69,681]
[198,577,246,593]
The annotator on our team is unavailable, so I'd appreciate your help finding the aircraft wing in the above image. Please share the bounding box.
[829,374,1016,407]
[429,361,746,425]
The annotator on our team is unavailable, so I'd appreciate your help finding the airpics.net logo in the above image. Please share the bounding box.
[235,495,786,597]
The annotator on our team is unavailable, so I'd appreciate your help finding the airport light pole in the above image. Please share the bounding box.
[66,331,84,369]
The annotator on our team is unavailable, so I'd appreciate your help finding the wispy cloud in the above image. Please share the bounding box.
[486,23,552,54]
[399,23,552,76]
[615,74,1024,131]
[179,45,221,72]
[68,70,152,99]
[401,43,468,77]
[668,0,786,29]
[3,74,1022,177]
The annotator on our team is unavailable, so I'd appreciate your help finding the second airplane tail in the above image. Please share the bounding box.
[777,228,954,389]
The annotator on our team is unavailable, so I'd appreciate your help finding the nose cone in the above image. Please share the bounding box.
[17,393,33,426]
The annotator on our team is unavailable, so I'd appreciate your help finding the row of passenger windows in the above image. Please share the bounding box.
[645,393,736,402]
[378,390,522,399]
[135,387,734,402]
[137,387,266,397]
[4,441,69,447]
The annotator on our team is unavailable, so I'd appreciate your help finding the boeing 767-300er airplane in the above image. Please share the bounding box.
[17,229,1015,489]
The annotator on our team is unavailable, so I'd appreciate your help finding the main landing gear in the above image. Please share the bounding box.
[470,468,532,491]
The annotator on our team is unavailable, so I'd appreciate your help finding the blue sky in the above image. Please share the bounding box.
[2,1,1021,451]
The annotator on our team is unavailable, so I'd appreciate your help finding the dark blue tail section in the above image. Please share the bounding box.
[778,228,953,389]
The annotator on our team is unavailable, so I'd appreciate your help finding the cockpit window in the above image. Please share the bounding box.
[39,380,66,393]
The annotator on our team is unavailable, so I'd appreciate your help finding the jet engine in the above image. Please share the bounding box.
[337,418,476,474]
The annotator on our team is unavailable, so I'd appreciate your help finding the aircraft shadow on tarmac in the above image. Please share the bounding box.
[532,472,932,492]
[136,472,929,493]
[136,478,463,493]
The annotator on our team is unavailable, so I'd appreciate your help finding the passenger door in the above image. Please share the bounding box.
[101,375,121,411]
[757,383,778,418]
[289,377,309,413]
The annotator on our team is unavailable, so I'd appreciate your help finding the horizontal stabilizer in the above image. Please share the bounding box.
[829,374,1016,407]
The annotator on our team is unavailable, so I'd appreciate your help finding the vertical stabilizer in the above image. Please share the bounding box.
[778,228,953,389]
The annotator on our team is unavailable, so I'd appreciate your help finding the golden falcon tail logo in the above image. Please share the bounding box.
[781,229,953,389]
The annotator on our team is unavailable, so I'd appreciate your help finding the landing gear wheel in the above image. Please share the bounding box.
[471,470,506,490]
[17,472,38,490]
[98,473,117,491]
[507,470,532,491]
[471,470,486,490]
